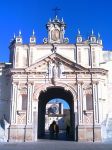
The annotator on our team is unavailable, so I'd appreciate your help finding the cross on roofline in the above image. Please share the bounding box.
[52,7,61,17]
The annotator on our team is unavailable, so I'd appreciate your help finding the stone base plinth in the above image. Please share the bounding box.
[8,125,33,142]
[78,125,101,142]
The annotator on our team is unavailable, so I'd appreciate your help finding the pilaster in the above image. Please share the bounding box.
[77,81,83,124]
[92,82,99,124]
[27,82,33,124]
[11,82,18,124]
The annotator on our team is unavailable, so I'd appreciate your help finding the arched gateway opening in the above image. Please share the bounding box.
[38,86,77,141]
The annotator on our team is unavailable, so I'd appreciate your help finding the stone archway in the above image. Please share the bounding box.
[37,85,77,141]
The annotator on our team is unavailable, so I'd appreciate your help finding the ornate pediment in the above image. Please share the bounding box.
[25,53,87,73]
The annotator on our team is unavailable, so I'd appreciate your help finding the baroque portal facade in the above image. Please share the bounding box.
[0,16,111,142]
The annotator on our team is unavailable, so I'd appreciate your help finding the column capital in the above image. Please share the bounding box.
[25,82,34,86]
[90,81,99,85]
[12,82,19,85]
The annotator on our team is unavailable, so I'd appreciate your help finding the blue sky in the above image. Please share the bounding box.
[0,0,112,62]
[49,99,70,109]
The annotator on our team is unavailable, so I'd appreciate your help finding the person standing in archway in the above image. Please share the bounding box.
[55,123,59,139]
[49,121,59,139]
[66,125,70,137]
[49,121,55,139]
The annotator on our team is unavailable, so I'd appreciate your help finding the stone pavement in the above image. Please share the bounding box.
[0,140,112,150]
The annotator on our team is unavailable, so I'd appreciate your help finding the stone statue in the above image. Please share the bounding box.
[52,64,58,78]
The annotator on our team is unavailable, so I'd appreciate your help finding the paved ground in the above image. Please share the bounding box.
[0,140,112,150]
[44,130,72,140]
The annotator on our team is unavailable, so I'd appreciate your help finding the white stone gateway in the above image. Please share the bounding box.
[0,15,112,142]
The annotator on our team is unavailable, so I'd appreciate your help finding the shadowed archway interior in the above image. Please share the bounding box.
[38,86,76,141]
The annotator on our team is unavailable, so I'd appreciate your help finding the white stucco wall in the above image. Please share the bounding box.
[100,61,112,114]
[15,46,28,68]
[76,44,103,68]
[30,45,52,65]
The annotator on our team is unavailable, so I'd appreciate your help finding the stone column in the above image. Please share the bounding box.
[93,82,99,124]
[32,87,39,141]
[77,82,83,124]
[23,82,34,141]
[92,82,101,141]
[11,82,18,124]
[27,83,33,124]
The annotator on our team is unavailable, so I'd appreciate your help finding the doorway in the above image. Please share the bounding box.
[38,86,77,141]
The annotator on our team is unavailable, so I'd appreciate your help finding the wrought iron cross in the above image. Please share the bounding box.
[52,7,61,17]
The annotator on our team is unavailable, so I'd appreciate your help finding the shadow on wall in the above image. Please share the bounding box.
[101,113,112,142]
[0,115,9,142]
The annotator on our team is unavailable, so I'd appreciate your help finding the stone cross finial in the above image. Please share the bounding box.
[14,33,15,39]
[33,29,35,36]
[78,29,80,35]
[98,32,100,38]
[19,30,21,36]
[49,18,51,22]
[61,17,64,22]
[92,29,94,35]
[52,7,61,17]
